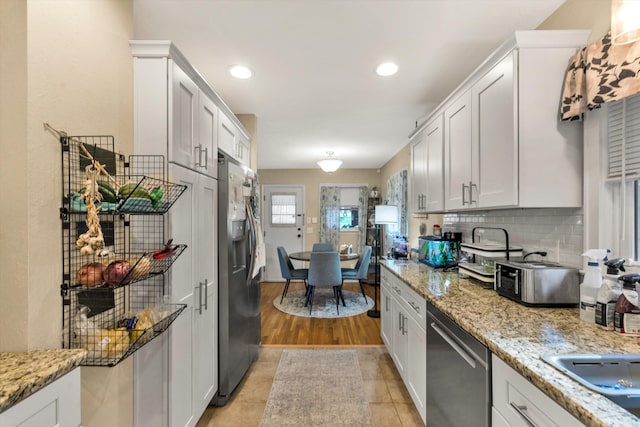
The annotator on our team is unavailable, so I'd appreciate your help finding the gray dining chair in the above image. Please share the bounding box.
[341,245,372,302]
[277,246,309,304]
[306,251,343,315]
[312,243,335,252]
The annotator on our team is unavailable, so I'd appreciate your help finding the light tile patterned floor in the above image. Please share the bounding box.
[196,346,424,427]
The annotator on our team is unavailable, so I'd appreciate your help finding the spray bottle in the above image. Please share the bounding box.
[580,249,610,324]
[614,274,640,335]
[595,258,625,330]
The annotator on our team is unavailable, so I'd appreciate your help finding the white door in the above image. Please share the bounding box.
[262,185,305,281]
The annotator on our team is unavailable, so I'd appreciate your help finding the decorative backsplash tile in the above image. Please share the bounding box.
[443,208,583,268]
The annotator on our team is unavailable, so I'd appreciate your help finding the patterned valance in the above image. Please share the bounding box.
[561,32,640,121]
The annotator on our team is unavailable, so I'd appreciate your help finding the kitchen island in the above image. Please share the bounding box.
[382,259,640,427]
[0,349,86,413]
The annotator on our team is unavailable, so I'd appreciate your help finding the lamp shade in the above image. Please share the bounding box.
[375,205,398,224]
[612,0,640,45]
[317,151,342,173]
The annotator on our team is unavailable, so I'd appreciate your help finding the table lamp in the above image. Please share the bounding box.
[368,204,398,318]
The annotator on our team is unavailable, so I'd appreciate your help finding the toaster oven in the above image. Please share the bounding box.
[494,260,580,306]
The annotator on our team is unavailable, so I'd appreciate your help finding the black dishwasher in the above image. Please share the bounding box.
[426,302,491,427]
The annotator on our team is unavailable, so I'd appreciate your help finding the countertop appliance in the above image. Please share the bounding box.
[494,260,580,306]
[427,302,491,427]
[418,233,461,268]
[213,154,261,405]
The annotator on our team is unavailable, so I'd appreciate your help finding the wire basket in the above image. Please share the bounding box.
[60,135,187,367]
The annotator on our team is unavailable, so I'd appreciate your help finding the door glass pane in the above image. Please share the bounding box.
[271,193,296,225]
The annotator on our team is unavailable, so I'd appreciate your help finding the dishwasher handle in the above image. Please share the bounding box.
[430,321,478,369]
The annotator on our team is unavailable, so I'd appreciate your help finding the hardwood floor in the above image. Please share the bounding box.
[260,280,384,346]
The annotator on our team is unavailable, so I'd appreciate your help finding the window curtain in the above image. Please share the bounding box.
[358,186,369,252]
[384,169,408,256]
[561,32,640,121]
[319,186,341,249]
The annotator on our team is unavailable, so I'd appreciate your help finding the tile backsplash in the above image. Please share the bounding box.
[443,208,583,268]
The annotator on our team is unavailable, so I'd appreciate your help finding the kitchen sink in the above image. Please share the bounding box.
[541,354,640,416]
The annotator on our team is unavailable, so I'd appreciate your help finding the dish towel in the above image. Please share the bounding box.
[251,211,266,279]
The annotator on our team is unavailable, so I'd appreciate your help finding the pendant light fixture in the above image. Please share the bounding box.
[317,151,343,173]
[612,0,640,45]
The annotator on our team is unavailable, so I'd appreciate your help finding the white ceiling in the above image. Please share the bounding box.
[133,0,566,170]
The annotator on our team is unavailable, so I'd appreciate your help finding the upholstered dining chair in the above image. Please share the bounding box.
[306,251,343,315]
[341,245,372,302]
[312,242,335,252]
[277,246,309,304]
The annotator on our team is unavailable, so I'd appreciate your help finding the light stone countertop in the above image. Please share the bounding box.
[0,349,87,413]
[382,259,640,427]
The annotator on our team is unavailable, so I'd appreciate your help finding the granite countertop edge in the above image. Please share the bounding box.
[0,349,87,413]
[382,259,640,427]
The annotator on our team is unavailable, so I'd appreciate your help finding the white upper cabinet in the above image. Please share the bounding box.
[416,30,590,212]
[171,63,199,170]
[471,50,518,208]
[444,91,473,210]
[218,112,251,168]
[131,40,251,176]
[412,114,445,213]
[425,115,444,212]
[170,62,219,177]
[198,93,219,177]
[410,129,427,213]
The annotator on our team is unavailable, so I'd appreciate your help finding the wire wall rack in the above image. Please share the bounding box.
[59,134,187,366]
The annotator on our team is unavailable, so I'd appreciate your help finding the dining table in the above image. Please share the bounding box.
[289,251,359,262]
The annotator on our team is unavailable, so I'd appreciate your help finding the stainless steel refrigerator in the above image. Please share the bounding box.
[213,154,261,406]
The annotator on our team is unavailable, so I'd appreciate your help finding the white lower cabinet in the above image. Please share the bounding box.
[381,268,427,425]
[0,368,81,427]
[168,164,218,427]
[380,279,393,348]
[492,355,584,427]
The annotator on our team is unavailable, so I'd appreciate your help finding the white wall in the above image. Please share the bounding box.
[444,208,584,267]
[0,1,135,426]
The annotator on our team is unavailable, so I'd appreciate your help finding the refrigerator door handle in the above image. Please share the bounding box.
[245,202,257,284]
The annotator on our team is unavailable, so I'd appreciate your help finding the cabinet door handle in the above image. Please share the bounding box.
[398,312,402,331]
[204,278,208,310]
[470,181,477,204]
[197,281,203,314]
[402,314,407,335]
[203,147,208,168]
[194,144,203,167]
[408,301,420,314]
[509,402,539,427]
[462,183,468,205]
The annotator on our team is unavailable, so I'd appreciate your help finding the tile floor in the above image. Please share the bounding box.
[196,346,424,427]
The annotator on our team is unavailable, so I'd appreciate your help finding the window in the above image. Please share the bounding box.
[339,207,359,229]
[606,93,640,259]
[271,193,296,225]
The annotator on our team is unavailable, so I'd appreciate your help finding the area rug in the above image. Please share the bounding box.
[260,349,373,426]
[273,289,373,318]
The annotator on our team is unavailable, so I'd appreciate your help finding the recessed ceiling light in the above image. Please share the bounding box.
[376,62,398,77]
[229,65,252,79]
